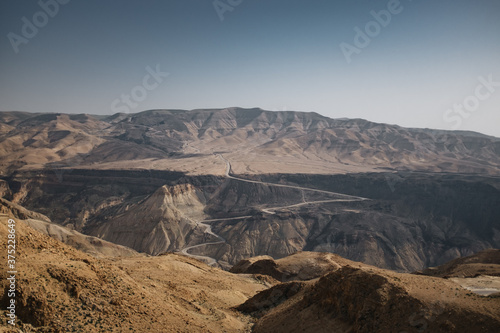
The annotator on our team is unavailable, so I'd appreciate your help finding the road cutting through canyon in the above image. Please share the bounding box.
[179,154,370,266]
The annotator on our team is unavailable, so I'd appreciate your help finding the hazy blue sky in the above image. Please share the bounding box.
[1,0,499,136]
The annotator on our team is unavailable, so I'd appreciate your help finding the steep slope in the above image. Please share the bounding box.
[0,216,269,332]
[0,197,138,258]
[85,183,208,255]
[23,219,140,258]
[0,197,51,223]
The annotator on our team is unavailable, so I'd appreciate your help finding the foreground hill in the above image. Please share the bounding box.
[233,253,500,333]
[1,108,500,176]
[230,251,376,282]
[2,217,498,332]
[237,265,500,333]
[0,215,270,332]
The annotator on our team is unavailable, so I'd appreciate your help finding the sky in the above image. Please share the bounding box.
[1,0,499,137]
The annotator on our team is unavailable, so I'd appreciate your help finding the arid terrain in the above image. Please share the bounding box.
[1,108,500,331]
[1,109,500,272]
[1,108,500,176]
[0,213,271,332]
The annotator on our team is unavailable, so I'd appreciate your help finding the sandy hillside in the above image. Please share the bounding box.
[0,215,270,332]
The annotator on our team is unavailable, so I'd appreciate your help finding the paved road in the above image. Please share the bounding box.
[179,154,370,266]
[217,154,369,201]
[179,216,248,266]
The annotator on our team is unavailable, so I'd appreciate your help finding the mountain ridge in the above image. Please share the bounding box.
[1,108,499,176]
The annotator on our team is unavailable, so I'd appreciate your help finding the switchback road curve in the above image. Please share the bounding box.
[179,154,370,266]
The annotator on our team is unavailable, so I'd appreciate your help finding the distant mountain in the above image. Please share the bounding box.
[1,108,500,176]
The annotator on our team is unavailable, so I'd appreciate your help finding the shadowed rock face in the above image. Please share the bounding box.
[5,168,498,272]
[416,249,500,278]
[187,173,500,271]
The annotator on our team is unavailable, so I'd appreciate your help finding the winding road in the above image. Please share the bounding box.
[179,154,369,266]
[218,154,368,201]
[180,216,249,266]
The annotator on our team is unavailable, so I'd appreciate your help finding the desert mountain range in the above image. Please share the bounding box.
[1,108,499,270]
[1,108,500,331]
[1,108,500,175]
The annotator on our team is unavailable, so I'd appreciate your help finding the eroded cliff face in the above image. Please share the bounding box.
[192,212,309,269]
[187,173,500,272]
[4,170,500,272]
[85,183,207,255]
[194,208,417,271]
[4,169,188,231]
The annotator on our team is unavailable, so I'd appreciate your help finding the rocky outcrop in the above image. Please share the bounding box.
[416,249,500,278]
[85,184,207,255]
[239,264,500,333]
[230,252,367,282]
[231,256,284,280]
